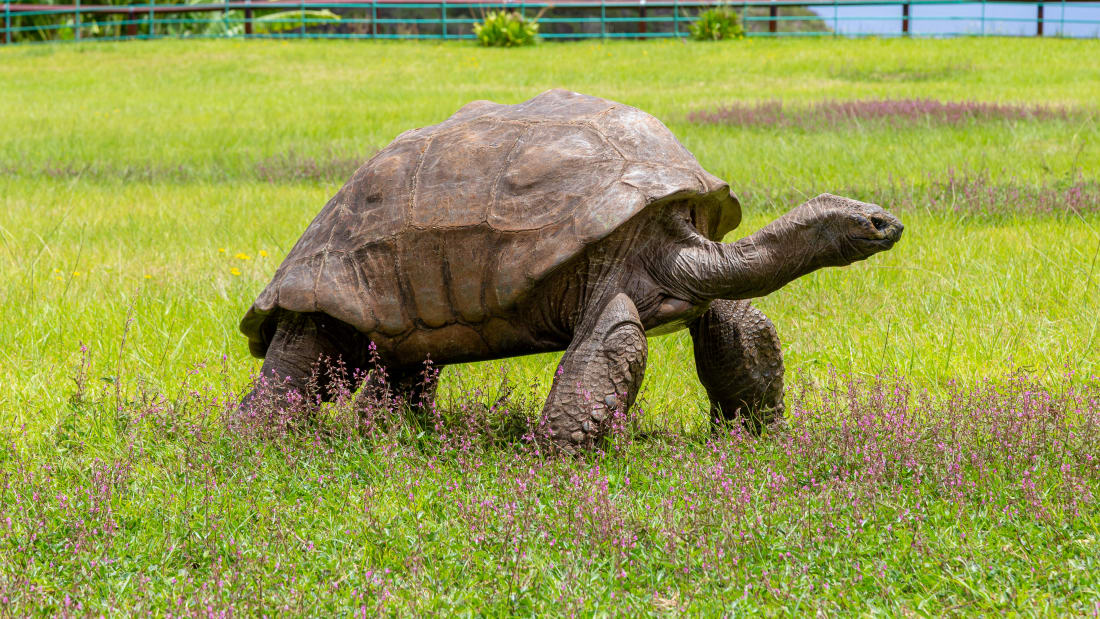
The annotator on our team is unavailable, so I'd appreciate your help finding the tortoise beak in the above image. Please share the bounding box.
[868,211,904,244]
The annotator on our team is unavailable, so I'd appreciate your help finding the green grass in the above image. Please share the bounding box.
[2,38,1099,184]
[1,38,1099,614]
[4,178,1096,435]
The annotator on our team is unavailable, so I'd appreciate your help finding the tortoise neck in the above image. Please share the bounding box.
[658,210,826,303]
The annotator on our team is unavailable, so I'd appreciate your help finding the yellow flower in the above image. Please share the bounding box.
[218,248,226,253]
[144,274,152,279]
[235,252,251,261]
[53,268,60,273]
[230,267,241,276]
[72,271,81,277]
[259,250,268,258]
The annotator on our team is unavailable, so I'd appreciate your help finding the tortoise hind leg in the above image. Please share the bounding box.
[689,299,785,434]
[541,293,648,454]
[239,312,369,419]
[354,362,446,422]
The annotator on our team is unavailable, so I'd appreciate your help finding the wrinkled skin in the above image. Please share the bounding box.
[242,192,902,453]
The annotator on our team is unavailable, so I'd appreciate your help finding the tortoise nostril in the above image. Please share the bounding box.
[871,214,891,232]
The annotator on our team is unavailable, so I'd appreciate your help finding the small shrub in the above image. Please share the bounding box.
[251,9,341,34]
[474,11,539,47]
[690,7,745,41]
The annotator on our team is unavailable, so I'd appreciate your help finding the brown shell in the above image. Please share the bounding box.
[241,89,741,357]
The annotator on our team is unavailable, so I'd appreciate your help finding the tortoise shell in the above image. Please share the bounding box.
[241,89,741,357]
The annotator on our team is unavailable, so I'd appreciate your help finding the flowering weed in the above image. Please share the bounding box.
[688,99,1084,129]
[0,351,1096,615]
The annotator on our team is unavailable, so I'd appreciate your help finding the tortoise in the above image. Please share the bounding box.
[239,89,903,451]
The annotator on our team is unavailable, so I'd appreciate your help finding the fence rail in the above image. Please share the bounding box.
[3,0,1099,43]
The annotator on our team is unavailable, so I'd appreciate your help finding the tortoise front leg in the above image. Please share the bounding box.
[541,293,647,453]
[240,313,366,418]
[689,299,785,434]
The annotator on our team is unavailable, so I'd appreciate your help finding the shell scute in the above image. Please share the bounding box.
[353,240,406,335]
[441,226,496,324]
[273,254,321,314]
[525,219,583,284]
[490,231,533,311]
[620,163,710,202]
[352,139,420,237]
[569,181,643,243]
[313,252,371,331]
[591,106,694,163]
[490,123,621,232]
[412,120,525,229]
[397,230,454,328]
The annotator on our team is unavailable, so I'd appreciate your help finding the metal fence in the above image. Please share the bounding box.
[3,0,1099,43]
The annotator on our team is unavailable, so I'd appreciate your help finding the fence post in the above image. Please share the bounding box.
[601,0,606,39]
[441,0,447,39]
[1036,2,1042,35]
[673,0,678,37]
[980,0,986,34]
[902,2,909,34]
[768,0,777,33]
[3,0,9,45]
[245,0,252,35]
[371,1,376,37]
[299,0,304,37]
[76,0,81,41]
[148,0,155,38]
[638,0,646,37]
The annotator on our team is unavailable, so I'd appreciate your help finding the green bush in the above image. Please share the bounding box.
[249,10,341,34]
[473,10,539,47]
[690,7,745,41]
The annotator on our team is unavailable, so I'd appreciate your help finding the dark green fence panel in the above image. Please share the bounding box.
[1,0,1098,43]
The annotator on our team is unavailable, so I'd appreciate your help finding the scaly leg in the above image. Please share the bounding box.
[541,293,647,453]
[689,299,784,434]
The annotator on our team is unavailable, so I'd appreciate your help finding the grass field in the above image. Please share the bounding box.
[1,38,1099,614]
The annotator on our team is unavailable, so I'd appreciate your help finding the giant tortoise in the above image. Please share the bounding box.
[239,89,903,451]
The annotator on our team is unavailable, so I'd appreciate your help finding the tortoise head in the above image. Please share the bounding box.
[787,193,904,267]
[658,193,904,303]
